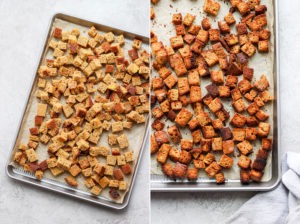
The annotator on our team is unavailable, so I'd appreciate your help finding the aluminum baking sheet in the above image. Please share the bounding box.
[151,0,280,191]
[6,13,149,209]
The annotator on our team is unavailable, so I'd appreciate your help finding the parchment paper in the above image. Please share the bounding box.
[151,0,274,182]
[10,18,148,204]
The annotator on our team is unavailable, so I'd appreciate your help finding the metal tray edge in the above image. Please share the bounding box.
[6,12,149,209]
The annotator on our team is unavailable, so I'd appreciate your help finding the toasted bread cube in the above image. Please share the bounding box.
[250,169,263,182]
[211,137,222,151]
[170,36,184,49]
[203,153,215,165]
[104,165,114,176]
[188,70,200,86]
[172,13,182,25]
[196,30,209,44]
[205,161,221,177]
[26,148,38,163]
[232,98,246,113]
[97,176,109,189]
[84,178,95,189]
[201,50,219,67]
[212,119,223,130]
[219,86,231,98]
[259,29,271,40]
[190,86,202,103]
[237,140,253,155]
[175,24,186,36]
[90,186,102,196]
[209,29,221,42]
[186,168,198,180]
[254,75,269,92]
[168,89,179,102]
[77,36,88,47]
[183,13,195,26]
[50,167,64,176]
[106,155,116,166]
[167,147,180,163]
[178,77,190,95]
[203,0,220,16]
[248,31,259,43]
[208,98,223,113]
[124,150,134,163]
[117,181,126,191]
[255,110,269,121]
[210,70,224,85]
[193,159,206,169]
[218,124,231,138]
[258,40,269,52]
[172,162,187,178]
[224,12,236,25]
[238,79,252,94]
[214,108,230,121]
[57,157,72,170]
[225,75,238,88]
[237,2,250,15]
[64,175,78,187]
[178,150,192,164]
[238,155,252,169]
[257,122,270,137]
[262,138,272,151]
[175,108,193,127]
[37,103,47,117]
[215,172,225,184]
[257,149,269,160]
[224,34,238,46]
[196,111,212,127]
[240,169,251,184]
[62,104,73,118]
[219,154,233,168]
[230,113,247,127]
[201,17,211,30]
[247,102,259,115]
[200,138,211,153]
[202,126,216,139]
[218,21,230,34]
[111,121,123,133]
[152,77,163,90]
[69,164,81,177]
[222,140,234,154]
[188,117,200,130]
[241,42,256,57]
[252,157,267,171]
[163,74,177,89]
[156,144,171,164]
[260,91,273,102]
[181,139,193,151]
[192,129,202,144]
[161,163,173,178]
[232,128,245,142]
[167,125,182,144]
[154,131,170,145]
[117,134,129,149]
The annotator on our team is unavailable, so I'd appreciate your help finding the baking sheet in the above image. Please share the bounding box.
[7,14,149,207]
[151,0,276,185]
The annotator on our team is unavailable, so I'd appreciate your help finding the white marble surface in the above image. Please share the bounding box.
[0,0,149,224]
[151,0,300,223]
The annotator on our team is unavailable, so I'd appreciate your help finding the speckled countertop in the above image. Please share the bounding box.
[0,1,149,224]
[151,0,300,223]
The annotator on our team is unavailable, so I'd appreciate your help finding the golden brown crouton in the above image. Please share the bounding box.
[238,155,252,169]
[203,0,220,16]
[222,140,234,154]
[172,162,187,178]
[156,144,171,164]
[205,161,221,177]
[162,163,174,178]
[237,140,253,155]
[215,172,225,184]
[187,168,199,180]
[175,108,193,127]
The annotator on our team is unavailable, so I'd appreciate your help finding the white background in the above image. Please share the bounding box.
[151,0,300,223]
[0,0,149,224]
